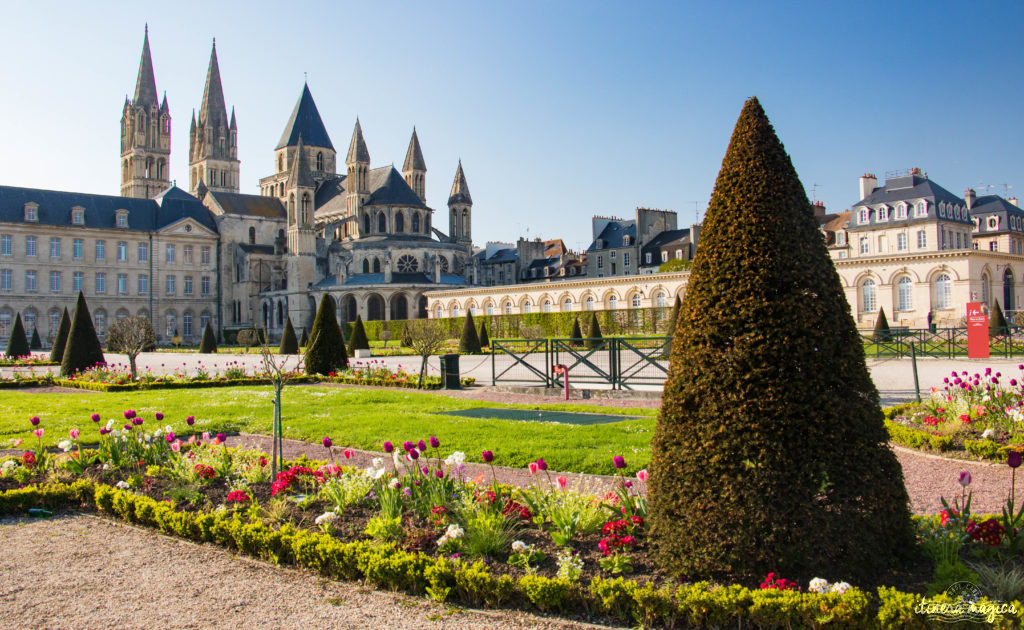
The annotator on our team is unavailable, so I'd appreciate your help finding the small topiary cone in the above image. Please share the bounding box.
[30,326,42,350]
[198,322,218,353]
[305,297,348,375]
[585,312,603,350]
[49,307,71,363]
[990,300,1009,336]
[459,312,481,354]
[279,317,299,354]
[873,307,891,342]
[5,313,30,358]
[478,321,490,348]
[348,315,369,355]
[61,292,105,376]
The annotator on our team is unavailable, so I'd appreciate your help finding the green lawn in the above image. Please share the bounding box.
[0,385,656,475]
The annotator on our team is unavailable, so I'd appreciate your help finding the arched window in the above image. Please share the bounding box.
[543,300,552,313]
[934,274,951,310]
[586,296,594,310]
[897,277,913,311]
[631,294,642,308]
[362,259,370,274]
[372,258,381,274]
[395,213,404,233]
[248,227,256,244]
[378,213,387,233]
[655,292,667,307]
[524,300,532,314]
[288,194,295,224]
[316,152,323,170]
[412,213,420,233]
[362,213,370,235]
[608,296,618,310]
[301,194,311,224]
[278,155,284,172]
[982,273,991,306]
[562,298,572,312]
[504,302,512,314]
[486,303,494,316]
[452,305,460,317]
[861,279,876,312]
[435,306,443,318]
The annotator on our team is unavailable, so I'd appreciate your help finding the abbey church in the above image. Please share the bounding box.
[44,27,477,343]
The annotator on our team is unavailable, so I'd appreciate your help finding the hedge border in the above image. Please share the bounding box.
[3,481,1021,629]
[0,375,475,393]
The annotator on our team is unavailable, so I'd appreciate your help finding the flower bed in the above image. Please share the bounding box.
[885,366,1024,462]
[0,354,58,367]
[3,410,1023,627]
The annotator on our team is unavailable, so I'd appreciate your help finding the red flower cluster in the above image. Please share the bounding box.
[226,490,250,503]
[939,509,957,526]
[760,573,799,591]
[602,516,645,535]
[270,465,324,496]
[477,490,498,504]
[501,499,532,521]
[959,414,972,425]
[968,518,1005,546]
[258,456,268,467]
[194,464,216,480]
[923,416,941,427]
[599,532,637,555]
[598,518,643,555]
[22,451,36,468]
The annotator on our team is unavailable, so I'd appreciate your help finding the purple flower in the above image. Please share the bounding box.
[417,440,427,452]
[99,428,109,436]
[613,455,627,469]
[124,424,133,431]
[422,466,429,474]
[482,450,494,463]
[322,436,332,448]
[155,412,164,421]
[435,470,444,479]
[429,435,440,449]
[132,417,143,426]
[90,413,101,423]
[959,470,972,487]
[186,416,195,426]
[165,433,175,443]
[536,458,548,471]
[216,433,226,443]
[124,410,135,420]
[383,441,394,453]
[29,416,39,426]
[402,487,413,496]
[408,449,420,460]
[1009,451,1022,469]
[403,441,414,452]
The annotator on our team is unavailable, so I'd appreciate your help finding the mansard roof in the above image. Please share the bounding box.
[206,191,286,219]
[853,173,962,209]
[640,228,690,257]
[0,185,216,232]
[276,84,334,150]
[587,219,636,252]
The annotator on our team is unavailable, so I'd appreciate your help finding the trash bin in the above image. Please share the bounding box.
[439,353,461,389]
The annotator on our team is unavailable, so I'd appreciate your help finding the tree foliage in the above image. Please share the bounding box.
[406,319,450,388]
[61,292,105,376]
[198,322,218,353]
[459,312,481,354]
[305,297,348,375]
[478,321,490,348]
[279,317,299,354]
[5,314,29,358]
[106,315,156,378]
[49,307,71,363]
[647,97,913,585]
[348,315,370,355]
[658,257,692,273]
[585,312,603,350]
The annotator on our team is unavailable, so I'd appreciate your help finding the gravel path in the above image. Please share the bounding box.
[0,514,604,630]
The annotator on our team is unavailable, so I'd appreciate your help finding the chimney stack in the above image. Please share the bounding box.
[1009,197,1019,208]
[965,188,976,210]
[859,173,878,201]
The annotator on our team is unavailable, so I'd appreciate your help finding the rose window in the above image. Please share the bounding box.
[439,256,449,273]
[396,255,418,273]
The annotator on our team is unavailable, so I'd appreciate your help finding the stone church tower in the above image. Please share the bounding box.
[120,26,171,199]
[189,41,239,196]
[448,160,472,244]
[402,128,427,203]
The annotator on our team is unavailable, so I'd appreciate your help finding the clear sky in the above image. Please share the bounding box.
[2,1,1022,252]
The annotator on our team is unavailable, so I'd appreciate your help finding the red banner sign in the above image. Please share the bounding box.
[966,302,989,359]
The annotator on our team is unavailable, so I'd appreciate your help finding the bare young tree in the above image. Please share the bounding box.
[406,319,450,388]
[105,315,156,379]
[255,330,305,477]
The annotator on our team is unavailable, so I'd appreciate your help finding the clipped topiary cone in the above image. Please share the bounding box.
[585,312,603,350]
[647,97,913,585]
[459,311,481,354]
[198,322,218,353]
[348,315,369,355]
[4,313,30,358]
[305,297,348,375]
[61,292,105,376]
[30,326,42,350]
[279,317,299,354]
[49,307,71,363]
[478,320,490,349]
[570,317,583,347]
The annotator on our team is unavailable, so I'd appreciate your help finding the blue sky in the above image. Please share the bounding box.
[2,1,1022,252]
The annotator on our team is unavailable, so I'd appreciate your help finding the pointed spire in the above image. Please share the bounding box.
[133,25,159,109]
[287,136,315,189]
[346,118,370,164]
[160,91,169,113]
[277,83,334,150]
[229,106,237,130]
[190,109,197,132]
[448,160,472,205]
[403,127,426,172]
[195,178,208,200]
[198,39,229,131]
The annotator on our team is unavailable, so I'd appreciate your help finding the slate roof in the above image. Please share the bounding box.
[850,174,970,230]
[640,228,689,257]
[286,136,315,189]
[587,219,636,252]
[346,119,370,164]
[0,185,217,233]
[448,161,472,205]
[366,167,429,208]
[313,272,465,288]
[276,84,334,150]
[207,191,286,219]
[403,128,426,172]
[481,248,517,264]
[970,196,1024,234]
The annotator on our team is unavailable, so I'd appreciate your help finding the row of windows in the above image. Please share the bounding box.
[860,275,952,312]
[0,269,156,295]
[0,307,213,340]
[858,201,929,225]
[0,236,212,265]
[436,291,673,318]
[23,205,131,228]
[359,210,430,236]
[596,252,631,269]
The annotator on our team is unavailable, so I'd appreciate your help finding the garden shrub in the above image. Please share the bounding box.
[49,307,71,363]
[647,97,914,585]
[459,312,481,354]
[874,307,891,341]
[348,315,370,354]
[518,575,573,612]
[298,327,309,348]
[305,297,348,375]
[589,576,636,622]
[61,291,105,376]
[875,587,928,629]
[585,312,603,350]
[454,560,516,607]
[198,322,218,353]
[991,300,1009,336]
[5,313,29,358]
[478,321,490,348]
[279,318,299,354]
[29,326,42,350]
[965,439,1003,460]
[569,317,583,346]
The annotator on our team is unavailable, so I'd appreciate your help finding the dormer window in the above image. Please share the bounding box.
[623,235,631,246]
[71,207,85,225]
[988,216,1000,230]
[24,203,38,222]
[914,201,928,217]
[858,209,869,225]
[895,202,908,219]
[836,231,846,246]
[116,210,129,228]
[877,206,889,222]
[596,238,604,249]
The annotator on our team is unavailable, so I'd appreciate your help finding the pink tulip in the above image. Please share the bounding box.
[556,475,568,488]
[202,432,210,442]
[12,439,21,447]
[637,469,649,483]
[343,449,354,460]
[33,428,44,438]
[528,462,539,475]
[170,441,181,453]
[69,428,80,440]
[958,470,972,487]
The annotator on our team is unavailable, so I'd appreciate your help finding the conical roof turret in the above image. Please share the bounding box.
[403,127,426,172]
[286,136,315,189]
[277,83,333,150]
[448,160,472,205]
[346,118,370,164]
[198,39,229,131]
[133,25,159,109]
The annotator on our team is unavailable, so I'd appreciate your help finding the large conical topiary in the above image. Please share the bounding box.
[647,97,913,585]
[570,317,583,347]
[667,295,682,336]
[873,307,891,341]
[299,327,309,348]
[49,307,70,363]
[61,292,105,376]
[459,312,481,354]
[279,317,299,354]
[198,322,218,353]
[348,315,369,355]
[584,312,603,350]
[30,326,41,350]
[5,313,30,358]
[990,300,1009,336]
[305,297,348,375]
[478,320,490,349]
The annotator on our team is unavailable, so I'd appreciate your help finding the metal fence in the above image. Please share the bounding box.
[859,327,1024,358]
[491,337,671,390]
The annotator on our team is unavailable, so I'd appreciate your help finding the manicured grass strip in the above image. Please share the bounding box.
[0,386,656,475]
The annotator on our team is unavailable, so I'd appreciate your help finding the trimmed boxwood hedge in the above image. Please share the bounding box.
[5,481,1014,629]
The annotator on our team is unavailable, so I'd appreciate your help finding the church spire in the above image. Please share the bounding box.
[346,118,370,165]
[286,135,314,189]
[133,24,159,109]
[403,127,426,203]
[198,39,229,132]
[188,38,239,195]
[448,160,472,205]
